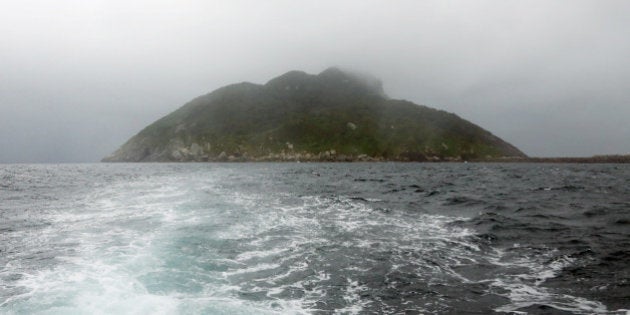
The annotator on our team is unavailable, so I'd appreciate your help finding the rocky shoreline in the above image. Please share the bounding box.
[102,141,480,163]
[103,147,630,163]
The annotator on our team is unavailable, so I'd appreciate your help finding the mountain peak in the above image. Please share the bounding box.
[264,70,312,88]
[318,66,346,77]
[318,67,386,97]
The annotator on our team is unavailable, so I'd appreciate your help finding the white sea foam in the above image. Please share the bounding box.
[2,172,214,313]
[486,248,609,314]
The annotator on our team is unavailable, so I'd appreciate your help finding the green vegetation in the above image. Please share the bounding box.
[103,67,525,162]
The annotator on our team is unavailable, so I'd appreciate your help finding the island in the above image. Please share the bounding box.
[103,67,526,162]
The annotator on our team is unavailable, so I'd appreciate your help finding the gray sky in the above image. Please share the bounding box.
[1,0,629,162]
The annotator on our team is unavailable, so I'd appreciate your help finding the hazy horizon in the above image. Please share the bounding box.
[1,1,629,163]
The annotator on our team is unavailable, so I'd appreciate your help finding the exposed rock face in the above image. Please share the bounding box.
[103,67,526,162]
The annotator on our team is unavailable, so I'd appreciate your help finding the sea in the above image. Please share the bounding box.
[1,163,628,314]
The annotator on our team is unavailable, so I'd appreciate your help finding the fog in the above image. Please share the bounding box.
[1,0,629,162]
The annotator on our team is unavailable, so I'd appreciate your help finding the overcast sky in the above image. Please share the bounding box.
[1,0,629,162]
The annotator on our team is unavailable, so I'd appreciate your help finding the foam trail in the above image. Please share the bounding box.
[1,164,622,314]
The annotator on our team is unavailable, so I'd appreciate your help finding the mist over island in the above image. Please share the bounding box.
[103,67,525,162]
[1,1,629,163]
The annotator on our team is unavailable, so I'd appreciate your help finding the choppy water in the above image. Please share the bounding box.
[1,163,629,314]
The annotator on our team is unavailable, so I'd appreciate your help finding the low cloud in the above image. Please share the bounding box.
[1,0,628,162]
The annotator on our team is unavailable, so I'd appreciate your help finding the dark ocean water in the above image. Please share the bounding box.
[0,163,628,314]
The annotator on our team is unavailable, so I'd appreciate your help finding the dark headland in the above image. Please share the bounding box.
[102,68,625,163]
